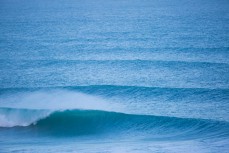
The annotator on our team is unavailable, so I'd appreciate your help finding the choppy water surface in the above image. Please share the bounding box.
[0,0,229,152]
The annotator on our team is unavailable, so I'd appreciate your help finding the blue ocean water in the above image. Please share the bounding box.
[0,0,229,152]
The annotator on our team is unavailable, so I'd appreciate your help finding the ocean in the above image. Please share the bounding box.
[0,0,229,152]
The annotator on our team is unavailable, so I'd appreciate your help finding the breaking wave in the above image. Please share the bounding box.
[0,108,229,140]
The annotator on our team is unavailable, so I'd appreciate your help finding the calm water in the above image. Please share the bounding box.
[0,0,229,152]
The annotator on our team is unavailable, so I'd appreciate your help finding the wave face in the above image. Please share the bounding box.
[29,110,229,139]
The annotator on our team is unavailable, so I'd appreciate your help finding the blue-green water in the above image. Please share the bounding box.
[0,0,229,152]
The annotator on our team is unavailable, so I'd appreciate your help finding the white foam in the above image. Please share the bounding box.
[0,90,122,111]
[0,109,51,127]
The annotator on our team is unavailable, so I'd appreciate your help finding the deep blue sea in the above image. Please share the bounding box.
[0,0,229,152]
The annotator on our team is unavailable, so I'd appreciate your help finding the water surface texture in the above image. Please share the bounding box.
[0,0,229,152]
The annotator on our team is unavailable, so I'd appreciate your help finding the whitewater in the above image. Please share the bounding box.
[0,0,229,152]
